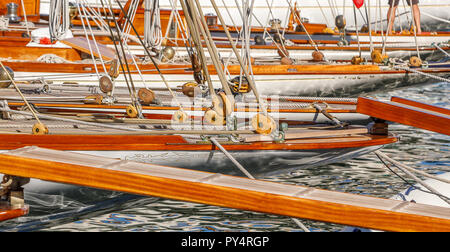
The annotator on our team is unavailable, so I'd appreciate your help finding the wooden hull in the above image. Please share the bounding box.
[0,133,395,179]
[7,61,450,97]
[117,42,449,62]
[70,145,383,178]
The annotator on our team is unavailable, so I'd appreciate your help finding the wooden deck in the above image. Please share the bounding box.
[0,146,449,231]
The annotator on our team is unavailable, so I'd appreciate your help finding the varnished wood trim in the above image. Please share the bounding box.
[357,97,450,135]
[391,96,450,116]
[0,133,397,151]
[0,204,29,222]
[0,152,447,232]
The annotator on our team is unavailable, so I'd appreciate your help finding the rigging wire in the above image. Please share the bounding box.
[99,0,139,113]
[115,0,185,111]
[375,151,450,205]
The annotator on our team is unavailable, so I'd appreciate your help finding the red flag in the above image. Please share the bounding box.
[353,0,364,9]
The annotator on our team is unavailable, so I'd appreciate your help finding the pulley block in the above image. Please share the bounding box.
[371,49,388,64]
[409,56,422,67]
[312,51,324,62]
[32,123,49,135]
[99,75,114,94]
[251,113,277,135]
[126,104,138,118]
[0,66,14,88]
[229,76,252,94]
[83,94,103,105]
[203,109,225,125]
[171,110,188,124]
[280,56,293,65]
[138,88,156,104]
[335,15,346,30]
[351,56,363,65]
[181,82,200,97]
[212,92,233,117]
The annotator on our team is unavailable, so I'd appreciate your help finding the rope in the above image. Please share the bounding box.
[101,0,143,116]
[78,3,108,74]
[433,43,450,58]
[315,0,330,27]
[365,1,373,52]
[375,151,450,184]
[178,0,216,96]
[209,0,267,115]
[421,11,450,25]
[19,0,30,36]
[375,150,450,206]
[115,0,185,112]
[188,0,234,99]
[0,107,145,132]
[285,0,322,55]
[0,61,42,125]
[49,0,70,41]
[144,0,163,49]
[209,137,311,232]
[353,3,361,57]
[392,65,450,83]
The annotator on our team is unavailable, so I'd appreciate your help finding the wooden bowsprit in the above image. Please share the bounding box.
[356,96,450,135]
[0,202,28,222]
[0,146,449,231]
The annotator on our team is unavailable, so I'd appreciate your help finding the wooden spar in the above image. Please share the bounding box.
[391,96,450,116]
[0,132,396,151]
[0,146,449,232]
[0,203,29,222]
[356,97,450,135]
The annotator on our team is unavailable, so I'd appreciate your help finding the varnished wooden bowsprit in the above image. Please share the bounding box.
[0,202,28,222]
[0,146,449,232]
[357,97,450,135]
[391,96,450,116]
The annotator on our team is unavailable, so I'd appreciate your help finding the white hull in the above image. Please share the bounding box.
[343,172,450,232]
[13,67,448,97]
[113,43,448,62]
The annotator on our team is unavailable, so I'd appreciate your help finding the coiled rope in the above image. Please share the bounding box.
[143,0,163,49]
[49,0,70,41]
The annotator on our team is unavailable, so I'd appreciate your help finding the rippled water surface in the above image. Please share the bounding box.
[3,82,450,232]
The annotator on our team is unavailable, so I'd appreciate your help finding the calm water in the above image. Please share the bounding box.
[1,82,449,232]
